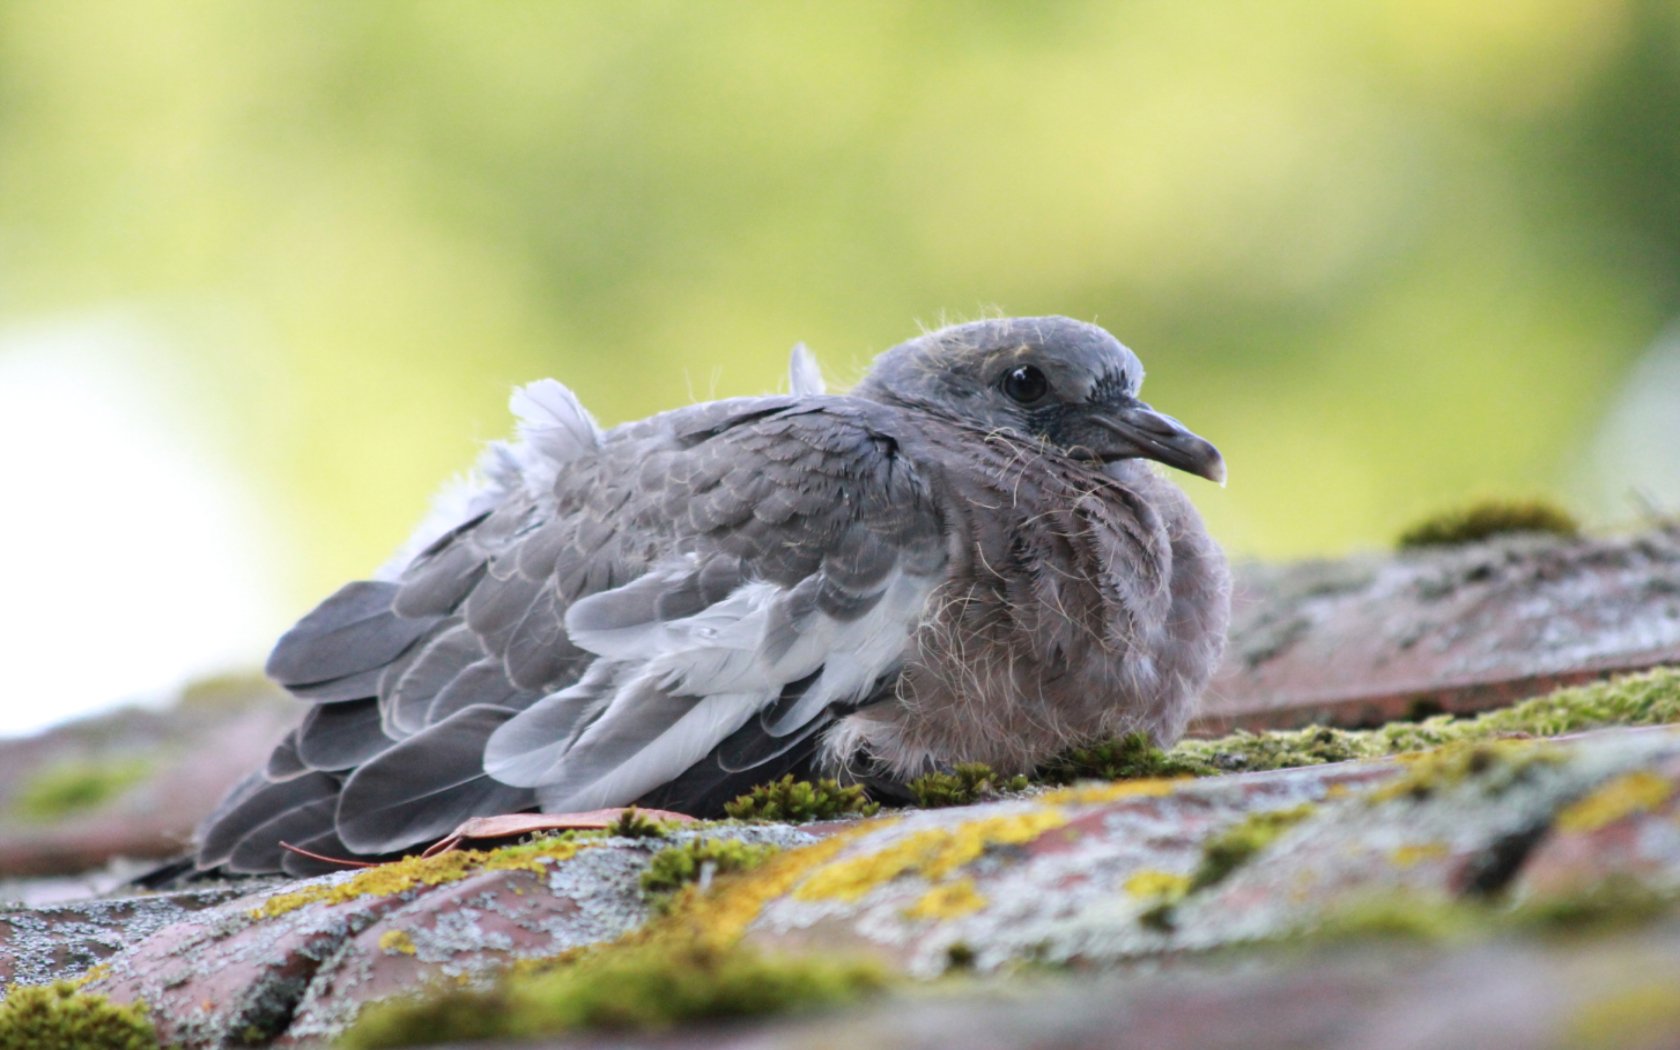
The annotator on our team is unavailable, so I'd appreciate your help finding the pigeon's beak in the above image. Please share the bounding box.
[1084,400,1227,485]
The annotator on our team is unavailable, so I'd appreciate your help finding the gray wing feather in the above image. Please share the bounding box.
[295,698,392,771]
[197,770,340,869]
[393,537,488,619]
[478,664,618,787]
[283,665,390,703]
[463,561,546,654]
[426,658,540,724]
[264,730,311,781]
[336,704,536,855]
[502,584,582,691]
[267,581,443,688]
[385,624,486,736]
[227,795,340,874]
[529,684,761,812]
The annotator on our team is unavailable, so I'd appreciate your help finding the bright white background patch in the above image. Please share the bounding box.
[0,316,282,737]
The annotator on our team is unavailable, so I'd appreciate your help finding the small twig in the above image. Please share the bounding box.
[279,841,381,869]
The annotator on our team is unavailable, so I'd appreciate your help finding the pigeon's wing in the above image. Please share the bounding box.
[471,400,949,815]
[195,381,606,870]
[201,391,947,867]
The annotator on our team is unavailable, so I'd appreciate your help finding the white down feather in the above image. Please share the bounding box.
[375,378,604,580]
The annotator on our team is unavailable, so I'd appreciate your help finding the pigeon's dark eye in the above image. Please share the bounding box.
[1001,365,1049,404]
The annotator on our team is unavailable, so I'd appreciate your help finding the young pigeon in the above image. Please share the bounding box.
[196,317,1230,875]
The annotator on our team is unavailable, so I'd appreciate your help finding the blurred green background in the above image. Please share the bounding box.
[2,1,1678,728]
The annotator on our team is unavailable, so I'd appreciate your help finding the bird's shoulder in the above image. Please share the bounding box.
[550,394,945,569]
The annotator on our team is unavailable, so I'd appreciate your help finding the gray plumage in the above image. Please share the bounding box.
[197,317,1230,875]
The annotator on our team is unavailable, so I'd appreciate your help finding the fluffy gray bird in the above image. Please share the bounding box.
[195,317,1229,875]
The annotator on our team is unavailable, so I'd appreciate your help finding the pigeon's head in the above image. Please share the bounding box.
[855,316,1225,484]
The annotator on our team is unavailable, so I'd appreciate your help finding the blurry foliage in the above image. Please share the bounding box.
[10,758,151,823]
[2,1,1679,600]
[1396,497,1582,548]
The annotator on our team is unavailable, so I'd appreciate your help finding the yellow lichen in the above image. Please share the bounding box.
[649,822,892,951]
[378,929,418,956]
[1390,842,1450,868]
[68,964,111,990]
[904,878,987,920]
[1365,739,1558,804]
[250,838,588,920]
[1036,778,1183,806]
[1554,771,1675,834]
[1123,869,1192,899]
[793,809,1066,903]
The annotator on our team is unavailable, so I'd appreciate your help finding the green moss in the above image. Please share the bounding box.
[1189,804,1317,891]
[340,942,887,1048]
[1040,666,1680,785]
[1366,740,1560,804]
[908,763,1029,808]
[1035,731,1207,785]
[10,758,152,822]
[1301,876,1677,947]
[0,981,157,1050]
[1304,894,1488,943]
[606,807,672,839]
[640,838,781,905]
[1137,805,1317,930]
[724,775,880,821]
[1396,497,1580,548]
[1515,876,1675,935]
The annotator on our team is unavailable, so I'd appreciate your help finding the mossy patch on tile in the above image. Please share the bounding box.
[909,763,1029,808]
[1300,876,1675,946]
[1043,666,1680,785]
[795,809,1066,904]
[605,807,675,839]
[342,824,895,1049]
[340,942,888,1049]
[1190,804,1317,892]
[9,758,153,822]
[1036,731,1208,784]
[640,838,781,907]
[1366,740,1561,804]
[0,981,158,1050]
[250,836,597,920]
[1138,804,1319,931]
[724,775,880,821]
[1396,497,1580,548]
